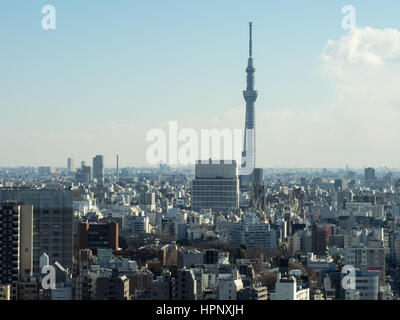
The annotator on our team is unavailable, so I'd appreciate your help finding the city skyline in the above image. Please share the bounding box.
[1,1,400,168]
[2,1,400,305]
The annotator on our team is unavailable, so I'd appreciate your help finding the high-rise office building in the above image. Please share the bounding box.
[67,158,74,173]
[312,224,327,256]
[0,202,33,299]
[253,168,264,186]
[82,165,92,183]
[19,204,33,281]
[116,155,119,180]
[93,155,104,184]
[76,163,92,184]
[192,160,239,211]
[365,167,376,182]
[0,189,74,275]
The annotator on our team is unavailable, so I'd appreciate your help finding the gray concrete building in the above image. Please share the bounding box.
[150,272,173,300]
[227,222,277,249]
[192,160,239,211]
[93,155,104,184]
[176,268,197,300]
[0,189,73,275]
[178,249,204,268]
[67,157,74,173]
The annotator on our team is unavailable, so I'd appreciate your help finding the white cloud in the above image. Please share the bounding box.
[321,27,400,67]
[252,27,400,167]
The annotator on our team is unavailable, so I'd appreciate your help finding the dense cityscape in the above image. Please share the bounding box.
[1,161,400,301]
[1,18,400,302]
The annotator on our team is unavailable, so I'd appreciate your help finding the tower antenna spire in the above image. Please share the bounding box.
[249,22,253,58]
[241,21,257,176]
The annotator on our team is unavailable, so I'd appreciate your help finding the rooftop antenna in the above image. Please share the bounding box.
[249,22,253,58]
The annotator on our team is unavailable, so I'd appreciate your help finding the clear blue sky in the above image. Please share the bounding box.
[1,1,400,167]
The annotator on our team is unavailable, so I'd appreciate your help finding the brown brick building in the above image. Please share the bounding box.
[78,221,118,252]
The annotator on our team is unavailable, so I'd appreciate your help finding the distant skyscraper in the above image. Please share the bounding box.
[93,155,104,184]
[67,157,74,173]
[76,165,92,184]
[116,155,119,180]
[365,167,376,182]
